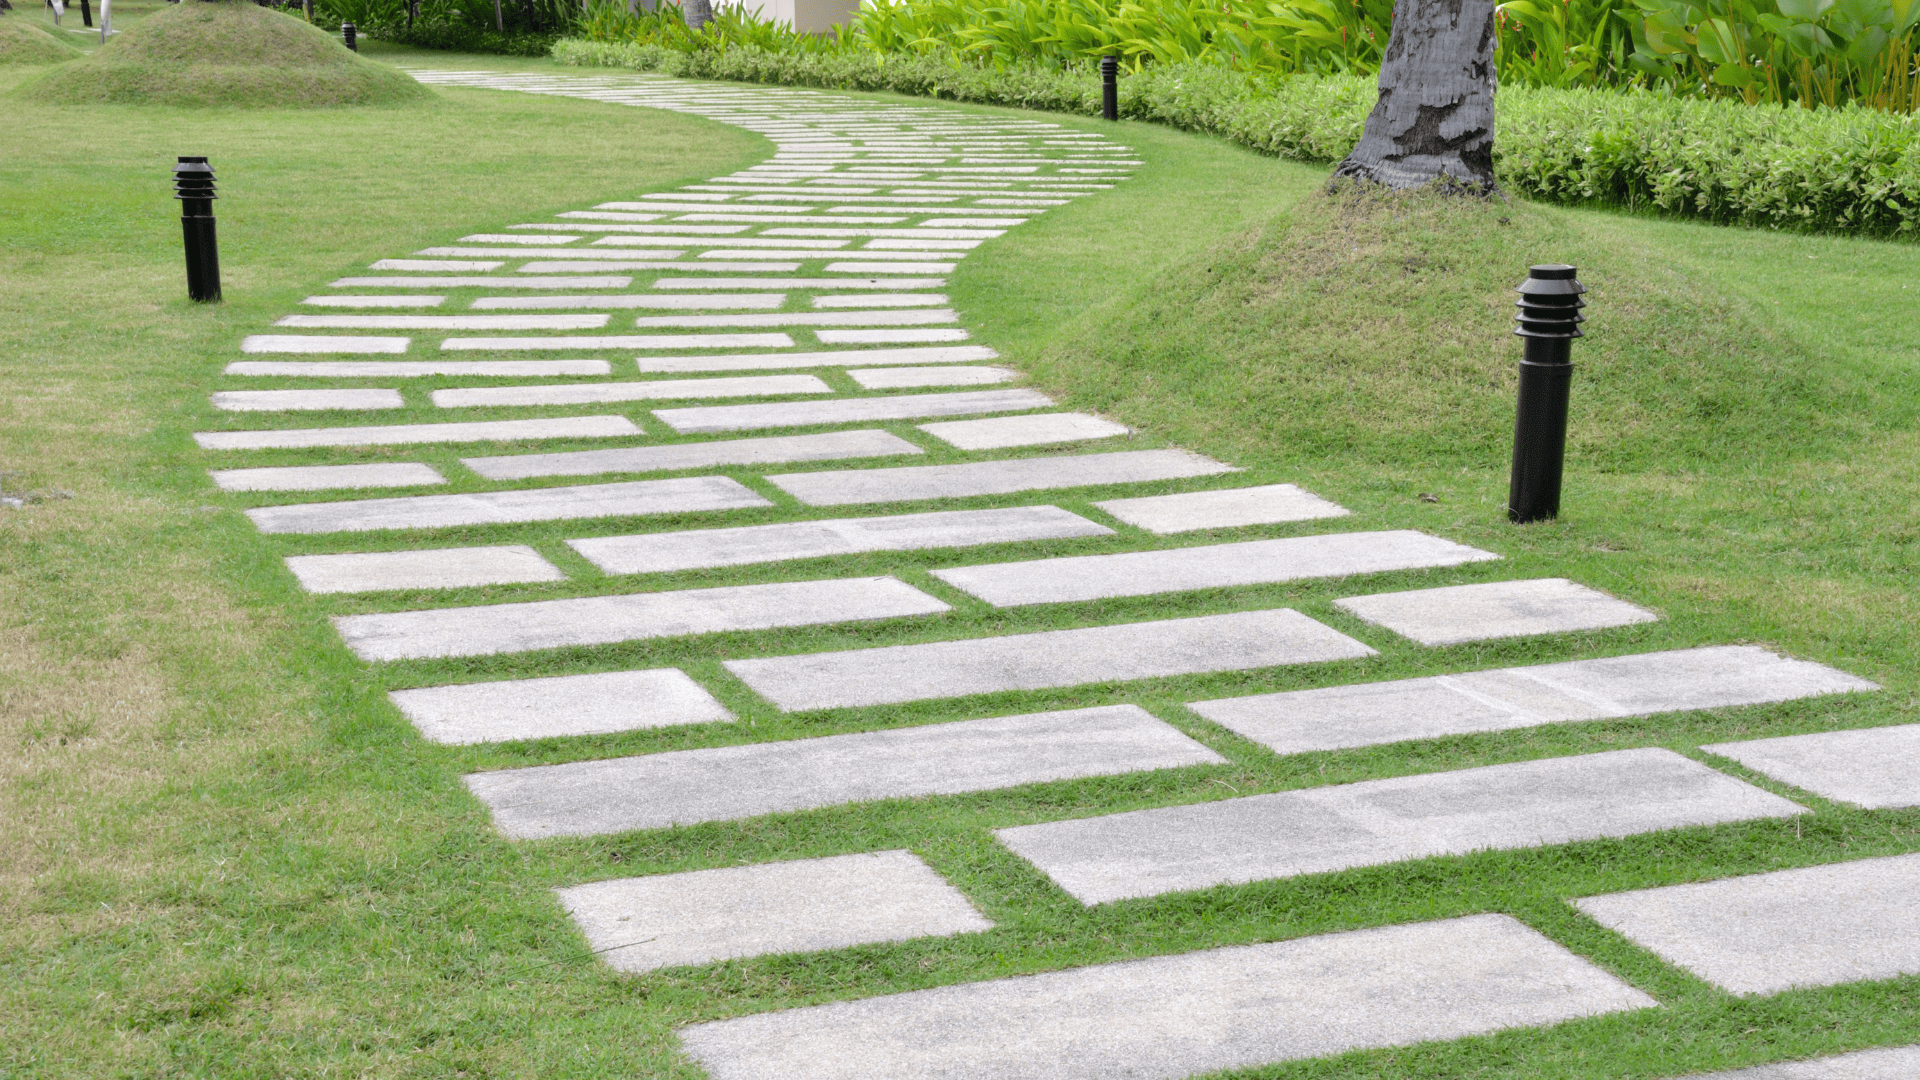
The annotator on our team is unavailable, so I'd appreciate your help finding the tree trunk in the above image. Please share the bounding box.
[683,0,711,28]
[1333,0,1499,193]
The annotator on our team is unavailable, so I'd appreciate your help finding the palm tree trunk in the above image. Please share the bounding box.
[1333,0,1500,193]
[683,0,710,28]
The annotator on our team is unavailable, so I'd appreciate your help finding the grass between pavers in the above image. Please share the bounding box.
[4,50,1918,1079]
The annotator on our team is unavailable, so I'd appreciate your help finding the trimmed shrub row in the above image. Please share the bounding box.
[552,39,1920,237]
[372,22,559,56]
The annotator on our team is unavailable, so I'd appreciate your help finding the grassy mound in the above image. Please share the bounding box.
[1036,187,1854,477]
[0,14,86,64]
[12,0,429,106]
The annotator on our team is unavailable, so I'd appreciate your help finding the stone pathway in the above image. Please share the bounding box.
[194,68,1909,1077]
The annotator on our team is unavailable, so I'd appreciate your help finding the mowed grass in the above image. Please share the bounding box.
[3,48,1918,1079]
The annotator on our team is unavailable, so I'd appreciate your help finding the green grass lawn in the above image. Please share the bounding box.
[2,45,1916,1079]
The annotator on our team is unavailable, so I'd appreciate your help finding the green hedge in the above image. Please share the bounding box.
[552,38,1920,237]
[372,22,559,56]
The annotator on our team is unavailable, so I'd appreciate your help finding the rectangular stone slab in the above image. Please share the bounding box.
[1192,645,1880,756]
[390,668,732,745]
[815,328,968,343]
[652,278,945,290]
[472,294,786,310]
[814,294,947,307]
[917,412,1127,449]
[849,366,1014,389]
[558,851,992,973]
[997,748,1805,904]
[1575,852,1920,995]
[331,276,631,289]
[241,335,409,354]
[211,389,405,412]
[655,389,1051,434]
[639,345,996,373]
[441,333,794,352]
[273,314,609,330]
[678,913,1655,1080]
[339,575,949,662]
[934,531,1500,608]
[825,262,957,275]
[466,705,1224,837]
[1095,483,1351,533]
[726,609,1374,712]
[767,449,1239,507]
[224,360,611,377]
[246,476,770,535]
[465,430,922,481]
[1676,1046,1920,1079]
[1336,577,1661,645]
[1704,724,1919,809]
[285,544,566,594]
[194,415,641,451]
[301,295,445,308]
[430,374,832,408]
[627,310,959,327]
[572,505,1113,574]
[369,258,503,270]
[210,463,447,493]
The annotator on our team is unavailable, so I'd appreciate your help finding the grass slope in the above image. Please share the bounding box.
[14,0,427,106]
[0,15,85,63]
[4,50,1918,1079]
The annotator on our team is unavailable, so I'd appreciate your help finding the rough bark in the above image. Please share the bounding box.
[683,0,711,27]
[1333,0,1499,193]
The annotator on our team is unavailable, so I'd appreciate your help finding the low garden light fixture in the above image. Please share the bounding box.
[342,21,356,50]
[1100,55,1118,121]
[173,156,221,304]
[1507,263,1586,523]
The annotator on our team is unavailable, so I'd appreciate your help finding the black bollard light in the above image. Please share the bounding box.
[1506,264,1586,523]
[341,20,356,49]
[174,157,222,304]
[1100,55,1119,121]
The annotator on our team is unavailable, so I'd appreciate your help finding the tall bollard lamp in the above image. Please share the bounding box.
[342,21,357,50]
[1100,56,1119,121]
[174,157,221,304]
[1506,264,1586,523]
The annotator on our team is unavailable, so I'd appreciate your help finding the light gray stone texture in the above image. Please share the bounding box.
[1335,578,1661,645]
[285,544,565,594]
[678,913,1656,1080]
[339,575,948,662]
[824,262,957,275]
[1576,853,1920,995]
[460,233,581,243]
[441,333,794,351]
[472,294,786,310]
[639,346,996,373]
[246,476,770,535]
[331,276,631,289]
[629,310,959,328]
[240,335,409,354]
[210,463,447,493]
[815,328,968,343]
[767,449,1240,507]
[430,375,831,408]
[301,295,445,308]
[999,748,1806,904]
[558,851,992,973]
[465,705,1224,837]
[369,258,502,271]
[848,366,1015,389]
[814,294,946,307]
[1094,483,1351,533]
[1704,724,1919,809]
[1193,645,1880,756]
[727,609,1374,712]
[273,314,608,330]
[655,389,1051,434]
[210,389,405,412]
[390,668,732,745]
[572,505,1112,574]
[914,411,1126,449]
[1673,1047,1920,1079]
[194,415,641,451]
[224,360,611,377]
[935,530,1499,608]
[464,430,922,481]
[653,278,946,291]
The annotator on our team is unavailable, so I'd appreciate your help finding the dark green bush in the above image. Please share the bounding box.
[371,21,558,55]
[554,39,1920,237]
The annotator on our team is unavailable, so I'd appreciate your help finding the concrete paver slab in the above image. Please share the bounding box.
[210,463,447,493]
[639,345,995,373]
[999,748,1805,904]
[391,668,731,744]
[655,389,1051,433]
[246,476,770,534]
[1094,483,1350,533]
[1675,1046,1920,1078]
[431,375,832,408]
[211,389,405,412]
[464,429,922,480]
[465,704,1223,836]
[1336,578,1661,645]
[918,413,1127,449]
[1704,724,1920,809]
[768,449,1237,506]
[1576,853,1920,995]
[224,360,611,377]
[848,366,1014,389]
[286,544,565,594]
[194,415,640,451]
